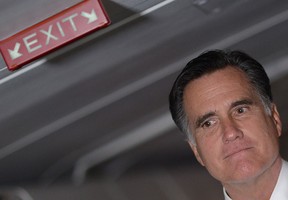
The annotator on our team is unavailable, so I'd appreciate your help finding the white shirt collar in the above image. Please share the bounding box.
[223,187,232,200]
[223,159,288,200]
[270,159,288,200]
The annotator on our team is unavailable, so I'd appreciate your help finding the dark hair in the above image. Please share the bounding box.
[169,49,272,142]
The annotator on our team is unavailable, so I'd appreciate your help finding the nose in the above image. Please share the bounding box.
[221,118,244,143]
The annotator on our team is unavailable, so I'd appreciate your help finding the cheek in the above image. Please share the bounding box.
[246,116,279,141]
[195,136,222,165]
[240,117,280,157]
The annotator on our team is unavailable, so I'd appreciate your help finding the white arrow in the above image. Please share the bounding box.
[81,9,98,24]
[8,42,23,60]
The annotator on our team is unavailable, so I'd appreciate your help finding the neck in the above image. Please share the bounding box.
[224,156,282,200]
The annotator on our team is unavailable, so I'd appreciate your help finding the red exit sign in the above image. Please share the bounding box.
[0,0,110,71]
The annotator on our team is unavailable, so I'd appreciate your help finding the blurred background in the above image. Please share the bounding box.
[0,0,288,199]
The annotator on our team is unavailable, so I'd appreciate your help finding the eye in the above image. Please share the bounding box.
[236,106,248,115]
[238,107,245,113]
[201,119,216,128]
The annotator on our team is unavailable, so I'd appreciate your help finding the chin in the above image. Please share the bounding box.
[221,159,267,184]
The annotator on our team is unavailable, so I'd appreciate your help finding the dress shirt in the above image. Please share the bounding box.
[223,159,288,200]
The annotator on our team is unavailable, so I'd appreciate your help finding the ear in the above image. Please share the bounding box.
[271,103,282,137]
[188,141,205,166]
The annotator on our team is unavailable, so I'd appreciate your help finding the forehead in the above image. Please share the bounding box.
[183,67,257,117]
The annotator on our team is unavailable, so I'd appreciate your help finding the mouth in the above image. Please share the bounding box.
[224,147,253,160]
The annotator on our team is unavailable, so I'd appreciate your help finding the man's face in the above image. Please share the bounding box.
[183,67,282,185]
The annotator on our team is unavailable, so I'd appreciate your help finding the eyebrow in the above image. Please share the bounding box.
[194,99,254,129]
[230,99,254,109]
